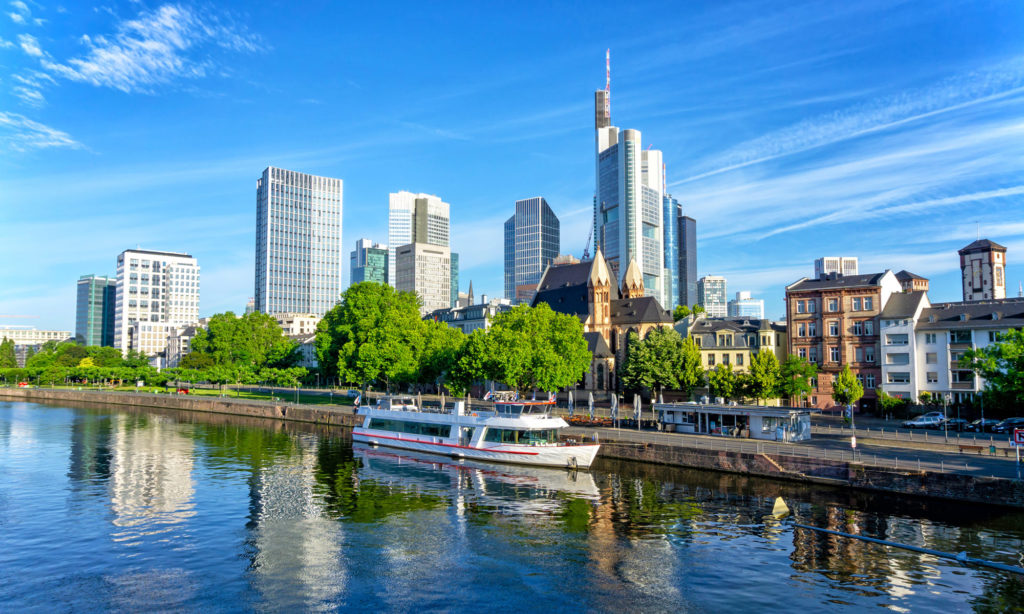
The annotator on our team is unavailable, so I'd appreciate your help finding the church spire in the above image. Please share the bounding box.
[621,258,644,299]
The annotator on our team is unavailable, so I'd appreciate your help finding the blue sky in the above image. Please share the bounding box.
[2,0,1023,332]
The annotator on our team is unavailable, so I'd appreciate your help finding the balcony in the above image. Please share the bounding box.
[950,382,975,390]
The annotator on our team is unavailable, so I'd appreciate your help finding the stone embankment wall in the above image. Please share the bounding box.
[601,441,1024,508]
[0,388,363,428]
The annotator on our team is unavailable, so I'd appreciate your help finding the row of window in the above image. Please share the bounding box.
[367,419,452,438]
[794,296,874,314]
[796,346,875,363]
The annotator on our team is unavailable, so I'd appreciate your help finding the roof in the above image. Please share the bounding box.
[610,296,673,326]
[895,270,927,281]
[879,291,928,319]
[787,271,889,292]
[583,332,613,358]
[917,298,1024,330]
[683,317,784,348]
[532,254,619,318]
[958,239,1007,254]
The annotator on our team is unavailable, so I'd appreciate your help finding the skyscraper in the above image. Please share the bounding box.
[697,275,727,318]
[678,215,697,308]
[387,191,450,286]
[662,194,679,309]
[450,252,459,308]
[593,52,668,306]
[113,249,200,355]
[350,239,388,286]
[504,197,560,304]
[75,274,116,346]
[395,243,451,315]
[255,166,343,316]
[728,291,764,318]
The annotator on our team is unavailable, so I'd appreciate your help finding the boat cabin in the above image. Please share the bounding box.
[654,402,815,442]
[493,402,553,417]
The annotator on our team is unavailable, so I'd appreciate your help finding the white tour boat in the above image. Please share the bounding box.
[352,396,600,469]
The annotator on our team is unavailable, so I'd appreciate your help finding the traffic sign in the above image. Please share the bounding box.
[1013,429,1024,446]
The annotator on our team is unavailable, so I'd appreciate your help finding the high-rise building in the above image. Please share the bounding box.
[350,239,388,286]
[255,166,343,316]
[395,243,451,316]
[504,197,560,304]
[75,274,116,346]
[593,53,668,307]
[814,257,859,278]
[678,215,697,308]
[697,275,727,318]
[728,291,764,318]
[662,194,680,309]
[387,191,450,286]
[451,252,459,308]
[113,249,200,356]
[959,239,1006,301]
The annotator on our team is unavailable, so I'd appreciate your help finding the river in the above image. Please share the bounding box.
[1,400,1022,612]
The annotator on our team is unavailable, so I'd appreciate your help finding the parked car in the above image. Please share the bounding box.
[940,418,969,431]
[902,412,945,429]
[991,417,1024,434]
[965,418,1000,433]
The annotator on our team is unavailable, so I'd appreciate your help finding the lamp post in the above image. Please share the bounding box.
[943,393,948,442]
[849,404,856,460]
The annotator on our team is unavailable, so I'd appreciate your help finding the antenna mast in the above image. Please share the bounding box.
[604,49,611,121]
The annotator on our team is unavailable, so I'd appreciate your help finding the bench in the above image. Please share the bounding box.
[958,444,984,454]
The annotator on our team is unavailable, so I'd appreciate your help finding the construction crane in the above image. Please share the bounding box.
[583,221,594,261]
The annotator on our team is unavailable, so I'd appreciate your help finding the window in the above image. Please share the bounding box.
[808,322,818,337]
[367,419,452,438]
[853,321,863,336]
[736,354,744,366]
[827,298,838,312]
[886,353,909,365]
[885,334,908,345]
[865,347,875,363]
[855,347,864,362]
[989,331,1001,343]
[808,300,817,313]
[708,353,715,366]
[888,372,910,384]
[927,372,938,383]
[798,323,806,337]
[798,348,807,359]
[484,428,559,444]
[723,353,730,365]
[796,301,805,314]
[828,321,839,336]
[830,347,840,362]
[864,297,874,310]
[809,347,818,363]
[925,352,937,364]
[925,333,937,344]
[950,330,972,344]
[864,321,874,336]
[866,374,875,388]
[952,371,974,384]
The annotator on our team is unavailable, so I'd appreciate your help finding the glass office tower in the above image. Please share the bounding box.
[504,197,560,304]
[75,274,116,346]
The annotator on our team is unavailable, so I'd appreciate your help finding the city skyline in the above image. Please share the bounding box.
[2,1,1023,331]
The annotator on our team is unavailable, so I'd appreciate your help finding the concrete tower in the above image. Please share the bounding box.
[959,239,1007,301]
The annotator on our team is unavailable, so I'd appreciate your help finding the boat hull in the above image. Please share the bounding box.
[352,430,600,469]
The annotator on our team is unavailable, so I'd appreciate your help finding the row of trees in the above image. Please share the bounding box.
[315,282,591,395]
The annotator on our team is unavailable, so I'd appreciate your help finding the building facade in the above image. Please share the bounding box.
[387,191,450,286]
[504,197,560,304]
[426,298,515,334]
[697,275,728,318]
[274,313,322,337]
[75,274,116,346]
[677,316,787,403]
[728,291,765,318]
[678,215,697,308]
[785,270,901,412]
[959,239,1006,301]
[662,194,679,309]
[451,252,459,308]
[895,270,930,293]
[350,239,388,286]
[395,243,451,315]
[114,249,200,355]
[814,257,859,278]
[165,325,199,368]
[255,167,343,316]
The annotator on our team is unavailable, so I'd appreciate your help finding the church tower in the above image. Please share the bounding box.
[587,248,613,343]
[620,258,645,299]
[959,239,1006,301]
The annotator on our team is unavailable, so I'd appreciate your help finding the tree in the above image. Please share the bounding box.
[77,357,96,368]
[877,386,910,418]
[918,391,934,407]
[87,346,126,367]
[677,337,704,398]
[0,338,16,369]
[747,350,782,404]
[418,320,466,391]
[673,305,691,322]
[779,355,818,405]
[179,351,215,370]
[620,327,684,398]
[962,329,1024,411]
[448,329,490,396]
[190,311,298,373]
[706,364,736,401]
[123,350,150,368]
[691,304,706,315]
[831,364,864,409]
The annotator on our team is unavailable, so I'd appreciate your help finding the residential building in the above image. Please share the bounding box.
[350,239,388,286]
[959,239,1006,301]
[697,275,728,318]
[678,215,697,308]
[387,191,450,286]
[593,61,669,307]
[75,274,116,346]
[814,257,859,278]
[113,249,200,356]
[165,325,199,368]
[662,194,679,308]
[532,249,673,390]
[728,291,764,318]
[504,197,560,304]
[877,291,930,402]
[288,334,319,369]
[451,252,459,308]
[274,313,321,337]
[895,270,929,293]
[255,166,344,316]
[677,316,787,403]
[395,243,451,315]
[785,270,902,412]
[427,297,514,334]
[127,321,179,361]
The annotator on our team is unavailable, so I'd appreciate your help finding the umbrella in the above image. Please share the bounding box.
[568,390,574,418]
[610,393,618,422]
[634,394,642,430]
[588,392,595,421]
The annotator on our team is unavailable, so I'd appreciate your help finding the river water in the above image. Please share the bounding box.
[1,401,1022,613]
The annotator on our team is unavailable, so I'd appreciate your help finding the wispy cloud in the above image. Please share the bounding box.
[40,3,264,94]
[0,112,82,151]
[17,33,42,56]
[0,36,15,49]
[7,0,28,24]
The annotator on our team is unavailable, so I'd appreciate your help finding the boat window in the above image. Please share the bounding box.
[368,418,451,438]
[483,428,559,444]
[495,404,523,415]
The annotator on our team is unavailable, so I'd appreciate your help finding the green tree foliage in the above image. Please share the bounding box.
[877,387,910,418]
[418,320,466,389]
[706,364,736,401]
[0,338,16,369]
[831,364,864,408]
[316,282,424,390]
[962,329,1024,411]
[190,312,298,372]
[779,355,818,404]
[672,305,690,322]
[747,350,782,404]
[179,351,215,370]
[691,304,705,315]
[122,350,150,368]
[86,346,124,367]
[678,336,704,397]
[620,327,685,396]
[448,329,490,396]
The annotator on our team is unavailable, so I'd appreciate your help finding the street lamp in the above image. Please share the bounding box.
[849,403,857,460]
[942,393,949,442]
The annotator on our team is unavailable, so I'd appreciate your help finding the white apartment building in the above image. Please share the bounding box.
[814,257,859,278]
[274,313,321,336]
[388,191,450,286]
[697,275,728,318]
[114,249,200,356]
[0,328,73,346]
[395,243,451,315]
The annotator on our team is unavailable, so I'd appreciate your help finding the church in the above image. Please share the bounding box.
[531,248,673,391]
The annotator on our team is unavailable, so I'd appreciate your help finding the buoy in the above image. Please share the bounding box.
[772,497,790,519]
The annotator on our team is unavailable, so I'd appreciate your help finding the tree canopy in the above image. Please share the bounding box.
[962,329,1024,412]
[0,338,16,369]
[620,327,685,396]
[831,364,864,408]
[706,364,736,401]
[779,355,818,404]
[190,311,298,372]
[747,350,782,404]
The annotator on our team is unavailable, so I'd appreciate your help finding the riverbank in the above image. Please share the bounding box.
[3,387,1022,507]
